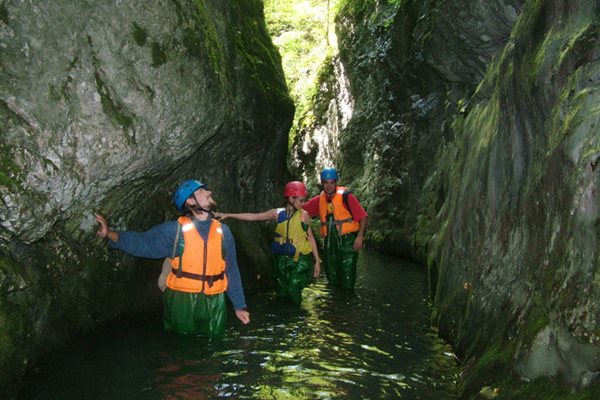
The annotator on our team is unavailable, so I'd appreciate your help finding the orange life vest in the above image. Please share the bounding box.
[319,187,360,236]
[166,216,228,294]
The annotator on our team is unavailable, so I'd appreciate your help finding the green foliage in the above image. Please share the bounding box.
[336,0,402,36]
[335,0,369,18]
[263,0,336,126]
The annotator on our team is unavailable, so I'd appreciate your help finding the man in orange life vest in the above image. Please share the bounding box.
[302,167,368,289]
[95,179,250,336]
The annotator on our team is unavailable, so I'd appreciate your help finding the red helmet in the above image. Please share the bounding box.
[284,181,308,197]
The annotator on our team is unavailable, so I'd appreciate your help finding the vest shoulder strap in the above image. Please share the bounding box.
[172,220,227,261]
[171,223,182,258]
[342,190,353,219]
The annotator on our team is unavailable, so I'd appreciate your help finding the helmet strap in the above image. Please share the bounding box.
[187,196,212,215]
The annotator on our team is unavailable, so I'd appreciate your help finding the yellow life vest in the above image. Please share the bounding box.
[273,209,312,261]
[166,216,228,294]
[319,187,360,236]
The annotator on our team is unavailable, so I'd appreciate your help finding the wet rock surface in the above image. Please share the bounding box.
[293,0,600,396]
[0,0,292,394]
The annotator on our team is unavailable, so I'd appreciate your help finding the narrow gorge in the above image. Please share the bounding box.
[1,0,599,399]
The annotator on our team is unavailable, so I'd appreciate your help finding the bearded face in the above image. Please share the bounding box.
[187,188,217,212]
[206,196,217,210]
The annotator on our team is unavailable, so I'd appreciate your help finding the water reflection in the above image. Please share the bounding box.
[20,251,458,399]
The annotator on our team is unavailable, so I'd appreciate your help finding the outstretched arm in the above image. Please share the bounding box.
[95,213,119,243]
[96,216,178,259]
[215,209,278,222]
[303,211,321,278]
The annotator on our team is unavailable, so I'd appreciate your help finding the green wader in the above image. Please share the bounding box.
[162,289,226,337]
[324,221,358,289]
[274,253,313,304]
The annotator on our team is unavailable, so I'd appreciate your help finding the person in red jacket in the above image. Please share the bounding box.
[302,167,368,289]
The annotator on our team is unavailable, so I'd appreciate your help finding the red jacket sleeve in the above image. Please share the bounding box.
[302,195,320,217]
[346,194,368,221]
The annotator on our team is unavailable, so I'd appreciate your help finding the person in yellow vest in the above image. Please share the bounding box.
[215,181,320,304]
[302,167,368,289]
[95,179,250,337]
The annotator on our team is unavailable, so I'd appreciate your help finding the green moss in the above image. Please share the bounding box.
[48,84,61,101]
[476,344,512,374]
[86,36,135,138]
[48,73,74,102]
[460,315,597,399]
[336,0,370,19]
[0,144,20,187]
[186,0,225,80]
[336,0,401,29]
[0,257,30,397]
[93,71,135,138]
[0,3,8,25]
[523,309,550,343]
[150,41,167,67]
[310,53,335,119]
[461,342,514,397]
[131,22,148,46]
[497,376,600,400]
[232,0,292,106]
[182,27,200,58]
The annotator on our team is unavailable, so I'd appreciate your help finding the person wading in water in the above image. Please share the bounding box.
[96,179,250,337]
[302,167,368,290]
[216,181,320,304]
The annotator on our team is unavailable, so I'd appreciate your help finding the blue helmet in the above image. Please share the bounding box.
[320,167,338,181]
[173,179,207,211]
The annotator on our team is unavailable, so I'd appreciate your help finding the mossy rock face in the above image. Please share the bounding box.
[0,0,292,396]
[293,0,600,396]
[429,1,600,394]
[293,0,522,257]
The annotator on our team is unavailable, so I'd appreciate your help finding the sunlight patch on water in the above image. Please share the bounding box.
[360,343,393,357]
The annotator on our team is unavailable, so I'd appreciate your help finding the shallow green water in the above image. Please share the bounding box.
[20,251,459,399]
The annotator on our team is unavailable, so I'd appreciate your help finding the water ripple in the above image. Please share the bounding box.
[20,251,459,400]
